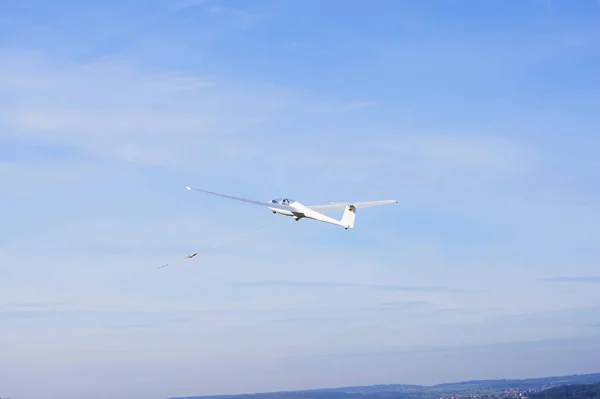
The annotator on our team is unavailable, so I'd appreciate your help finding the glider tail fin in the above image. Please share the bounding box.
[340,204,356,229]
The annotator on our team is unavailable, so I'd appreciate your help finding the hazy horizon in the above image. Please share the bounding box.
[1,1,600,398]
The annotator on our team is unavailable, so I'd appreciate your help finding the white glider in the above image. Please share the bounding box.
[185,186,396,229]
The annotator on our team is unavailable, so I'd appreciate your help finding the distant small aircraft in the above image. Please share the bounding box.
[185,186,396,229]
[185,253,198,259]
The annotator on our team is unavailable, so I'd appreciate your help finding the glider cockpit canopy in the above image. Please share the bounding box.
[270,198,295,205]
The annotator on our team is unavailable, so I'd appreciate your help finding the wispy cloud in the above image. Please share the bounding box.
[1,301,66,309]
[368,300,431,310]
[272,316,358,324]
[109,317,194,330]
[542,276,600,283]
[0,50,540,189]
[279,334,600,362]
[373,133,536,178]
[226,281,484,293]
[0,52,293,169]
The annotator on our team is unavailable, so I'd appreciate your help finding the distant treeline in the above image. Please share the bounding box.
[529,383,600,398]
[169,374,600,399]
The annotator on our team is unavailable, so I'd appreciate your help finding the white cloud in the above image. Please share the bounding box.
[0,52,307,170]
[0,51,531,173]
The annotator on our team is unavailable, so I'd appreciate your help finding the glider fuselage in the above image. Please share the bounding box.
[267,198,355,228]
[267,198,314,219]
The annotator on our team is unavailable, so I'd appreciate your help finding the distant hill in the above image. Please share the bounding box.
[529,382,600,398]
[168,373,600,399]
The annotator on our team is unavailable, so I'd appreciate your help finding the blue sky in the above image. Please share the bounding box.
[1,0,600,398]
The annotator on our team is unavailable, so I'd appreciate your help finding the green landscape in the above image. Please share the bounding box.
[169,374,600,399]
[529,382,600,398]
